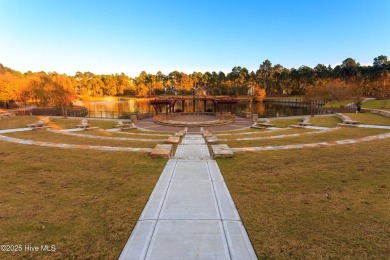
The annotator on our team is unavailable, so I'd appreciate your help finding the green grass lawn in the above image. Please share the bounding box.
[362,99,390,109]
[213,128,263,135]
[0,116,118,130]
[0,142,167,259]
[225,128,388,147]
[269,118,302,128]
[218,138,390,259]
[121,129,174,135]
[323,100,352,108]
[219,128,312,141]
[70,129,171,139]
[0,116,43,130]
[346,113,390,126]
[309,116,342,127]
[48,118,118,129]
[3,130,162,148]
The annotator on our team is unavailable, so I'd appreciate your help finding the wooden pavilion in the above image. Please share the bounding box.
[150,96,239,115]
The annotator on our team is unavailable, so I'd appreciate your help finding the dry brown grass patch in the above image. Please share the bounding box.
[218,139,390,259]
[0,142,167,259]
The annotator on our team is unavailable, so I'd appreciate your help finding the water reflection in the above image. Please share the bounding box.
[75,97,318,118]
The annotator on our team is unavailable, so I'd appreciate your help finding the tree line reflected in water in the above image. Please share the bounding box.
[75,97,318,118]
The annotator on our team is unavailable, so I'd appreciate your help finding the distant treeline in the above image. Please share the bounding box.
[1,55,389,107]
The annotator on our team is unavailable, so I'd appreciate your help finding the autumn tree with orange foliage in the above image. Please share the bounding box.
[49,73,77,118]
[248,85,266,102]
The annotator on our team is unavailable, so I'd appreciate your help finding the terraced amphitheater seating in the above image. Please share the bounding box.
[77,119,98,130]
[335,113,360,127]
[115,120,137,130]
[27,120,49,130]
[154,114,234,127]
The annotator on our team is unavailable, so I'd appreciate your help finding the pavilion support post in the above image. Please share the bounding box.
[193,98,195,112]
[203,100,207,112]
[182,100,185,112]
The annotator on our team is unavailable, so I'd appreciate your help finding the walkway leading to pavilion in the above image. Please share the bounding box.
[119,134,257,259]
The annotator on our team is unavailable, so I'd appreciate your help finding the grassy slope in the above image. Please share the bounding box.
[225,128,387,148]
[309,116,342,127]
[346,113,390,126]
[323,100,352,108]
[362,99,390,109]
[269,118,302,128]
[218,138,390,259]
[0,116,43,130]
[3,131,161,148]
[218,128,312,141]
[0,142,166,259]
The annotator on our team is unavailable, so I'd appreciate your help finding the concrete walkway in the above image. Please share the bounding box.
[120,134,257,259]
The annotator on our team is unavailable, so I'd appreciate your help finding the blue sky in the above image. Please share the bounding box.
[1,0,389,76]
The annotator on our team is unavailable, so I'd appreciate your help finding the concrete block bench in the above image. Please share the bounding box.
[211,144,234,158]
[151,144,173,158]
[206,136,219,144]
[335,113,360,125]
[115,120,137,130]
[77,119,98,130]
[166,136,180,144]
[251,122,274,129]
[298,116,312,126]
[27,120,50,130]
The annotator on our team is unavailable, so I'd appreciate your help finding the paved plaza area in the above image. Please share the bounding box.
[134,116,254,132]
[119,134,257,259]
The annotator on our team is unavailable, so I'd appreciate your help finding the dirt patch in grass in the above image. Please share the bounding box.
[0,116,44,130]
[225,128,388,147]
[0,142,167,259]
[217,138,390,259]
[270,118,302,128]
[309,116,342,127]
[346,113,390,126]
[3,131,163,148]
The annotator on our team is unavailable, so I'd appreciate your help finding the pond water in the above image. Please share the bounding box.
[74,97,320,118]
